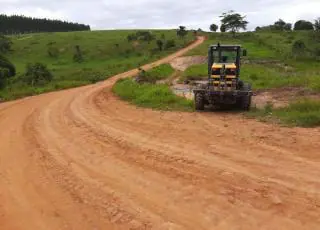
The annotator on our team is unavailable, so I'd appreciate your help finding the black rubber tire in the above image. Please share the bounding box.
[195,92,205,111]
[240,83,252,111]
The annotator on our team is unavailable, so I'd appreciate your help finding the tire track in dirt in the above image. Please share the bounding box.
[1,36,320,230]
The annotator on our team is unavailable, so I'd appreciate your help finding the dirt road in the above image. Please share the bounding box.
[1,36,320,230]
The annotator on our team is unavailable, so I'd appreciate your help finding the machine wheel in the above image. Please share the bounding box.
[240,83,252,111]
[195,92,205,110]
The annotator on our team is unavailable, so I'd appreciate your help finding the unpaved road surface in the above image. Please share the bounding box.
[1,36,320,230]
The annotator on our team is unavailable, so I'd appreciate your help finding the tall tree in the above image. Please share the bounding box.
[294,20,314,30]
[219,10,248,36]
[220,24,226,32]
[156,40,163,51]
[314,18,320,31]
[274,19,292,31]
[209,24,218,32]
[177,26,188,38]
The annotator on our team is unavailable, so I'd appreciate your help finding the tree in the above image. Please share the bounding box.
[219,10,248,36]
[292,40,306,57]
[0,54,15,77]
[177,26,188,38]
[284,23,292,31]
[220,24,226,32]
[0,54,15,88]
[314,18,320,31]
[255,26,261,31]
[156,39,163,51]
[209,24,218,32]
[0,67,10,88]
[24,62,53,86]
[0,35,12,54]
[294,20,314,30]
[274,19,292,31]
[127,34,137,42]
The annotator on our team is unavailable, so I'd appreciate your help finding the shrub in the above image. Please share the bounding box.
[292,40,306,56]
[47,46,59,58]
[88,72,105,83]
[24,62,53,86]
[0,35,12,54]
[73,45,83,63]
[134,64,174,84]
[165,39,176,49]
[294,20,314,31]
[128,31,155,43]
[0,67,10,88]
[134,68,156,84]
[0,54,16,77]
[156,39,164,51]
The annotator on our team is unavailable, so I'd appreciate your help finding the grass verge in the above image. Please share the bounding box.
[146,63,175,81]
[179,63,207,82]
[247,99,320,127]
[112,78,194,111]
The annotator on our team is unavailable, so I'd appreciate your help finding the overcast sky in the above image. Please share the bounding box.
[2,0,320,31]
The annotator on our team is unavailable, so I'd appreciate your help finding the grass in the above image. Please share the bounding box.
[248,99,320,127]
[186,32,279,59]
[241,63,320,91]
[112,78,194,111]
[179,63,207,82]
[0,30,194,100]
[147,63,175,80]
[182,31,320,92]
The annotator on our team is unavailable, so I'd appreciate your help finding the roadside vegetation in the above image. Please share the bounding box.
[0,28,194,101]
[113,77,194,111]
[146,64,175,81]
[179,63,207,82]
[247,99,320,127]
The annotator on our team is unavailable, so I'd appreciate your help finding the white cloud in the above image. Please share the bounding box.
[2,0,320,30]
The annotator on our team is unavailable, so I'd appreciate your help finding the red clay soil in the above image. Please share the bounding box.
[1,36,320,230]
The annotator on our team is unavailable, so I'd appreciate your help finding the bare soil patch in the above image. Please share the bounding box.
[169,55,206,71]
[253,87,320,109]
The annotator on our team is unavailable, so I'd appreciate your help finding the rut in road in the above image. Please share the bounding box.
[1,36,320,230]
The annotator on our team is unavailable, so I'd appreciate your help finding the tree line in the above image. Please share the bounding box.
[0,14,90,35]
[256,18,320,32]
[207,11,320,33]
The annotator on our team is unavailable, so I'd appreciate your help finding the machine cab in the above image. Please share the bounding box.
[208,43,246,90]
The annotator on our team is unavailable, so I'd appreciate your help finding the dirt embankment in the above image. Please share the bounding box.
[1,36,320,230]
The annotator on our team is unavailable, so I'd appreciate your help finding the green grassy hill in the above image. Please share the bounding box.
[185,31,320,91]
[0,30,194,100]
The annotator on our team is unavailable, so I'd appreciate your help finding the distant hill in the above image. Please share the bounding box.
[0,29,194,100]
[0,14,90,35]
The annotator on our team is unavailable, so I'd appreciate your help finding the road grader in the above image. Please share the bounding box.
[193,43,252,110]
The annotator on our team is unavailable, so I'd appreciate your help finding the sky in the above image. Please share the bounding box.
[2,0,320,31]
